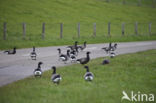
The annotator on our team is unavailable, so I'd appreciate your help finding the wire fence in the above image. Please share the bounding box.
[0,22,156,40]
[97,0,156,8]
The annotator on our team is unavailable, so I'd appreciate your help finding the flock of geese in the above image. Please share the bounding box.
[3,41,117,85]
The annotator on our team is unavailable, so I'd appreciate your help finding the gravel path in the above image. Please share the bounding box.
[0,41,156,87]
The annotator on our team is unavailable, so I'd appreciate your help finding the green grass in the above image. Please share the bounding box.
[0,50,156,103]
[0,0,156,49]
[0,35,156,50]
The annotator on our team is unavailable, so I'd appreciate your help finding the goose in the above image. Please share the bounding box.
[67,41,78,50]
[77,52,91,65]
[30,46,37,60]
[110,52,116,58]
[102,43,112,54]
[84,66,94,81]
[69,50,77,63]
[34,62,43,77]
[78,41,87,51]
[102,59,110,65]
[57,48,70,63]
[4,47,16,54]
[51,66,62,84]
[111,43,117,51]
[67,41,79,54]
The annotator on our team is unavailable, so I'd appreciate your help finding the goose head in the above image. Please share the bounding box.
[13,47,16,50]
[33,46,35,51]
[52,66,56,74]
[84,41,87,46]
[57,48,61,54]
[38,62,43,66]
[114,43,117,48]
[84,41,87,44]
[75,41,78,45]
[86,52,91,55]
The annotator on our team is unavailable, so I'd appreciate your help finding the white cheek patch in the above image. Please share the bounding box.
[85,76,93,81]
[34,71,42,75]
[53,77,61,82]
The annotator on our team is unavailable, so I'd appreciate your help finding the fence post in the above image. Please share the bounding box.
[122,23,125,36]
[106,0,109,3]
[93,23,96,37]
[3,22,7,40]
[149,23,152,35]
[152,0,156,8]
[77,23,80,38]
[135,22,138,35]
[60,23,63,39]
[123,0,126,4]
[137,0,141,6]
[42,23,45,40]
[22,23,26,39]
[108,22,111,37]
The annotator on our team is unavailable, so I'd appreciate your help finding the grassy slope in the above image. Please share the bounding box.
[0,0,156,50]
[0,50,156,103]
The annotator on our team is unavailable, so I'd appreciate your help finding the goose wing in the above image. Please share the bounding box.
[84,72,94,77]
[77,57,87,63]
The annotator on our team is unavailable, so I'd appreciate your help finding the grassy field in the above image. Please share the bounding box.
[0,0,156,50]
[0,50,155,103]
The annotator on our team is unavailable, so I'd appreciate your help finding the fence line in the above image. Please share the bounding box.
[1,22,155,40]
[22,23,26,39]
[3,22,7,40]
[93,23,96,37]
[60,23,63,39]
[135,22,138,35]
[104,0,156,8]
[122,23,125,36]
[42,23,45,40]
[108,22,111,37]
[77,23,80,38]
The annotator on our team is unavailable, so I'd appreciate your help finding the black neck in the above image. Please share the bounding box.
[75,42,78,46]
[86,68,89,72]
[67,51,70,57]
[87,53,90,59]
[38,64,41,69]
[33,47,35,52]
[109,43,112,48]
[13,48,16,51]
[53,68,56,74]
[84,43,86,47]
[58,49,61,54]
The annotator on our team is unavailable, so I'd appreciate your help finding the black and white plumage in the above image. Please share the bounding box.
[4,47,16,55]
[51,66,62,84]
[34,62,43,77]
[77,52,90,65]
[57,48,70,63]
[102,59,110,65]
[102,43,112,54]
[30,46,37,60]
[110,52,116,58]
[84,66,94,81]
[67,41,79,54]
[111,43,117,51]
[102,43,118,56]
[78,41,87,51]
[67,41,78,50]
[69,50,77,63]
